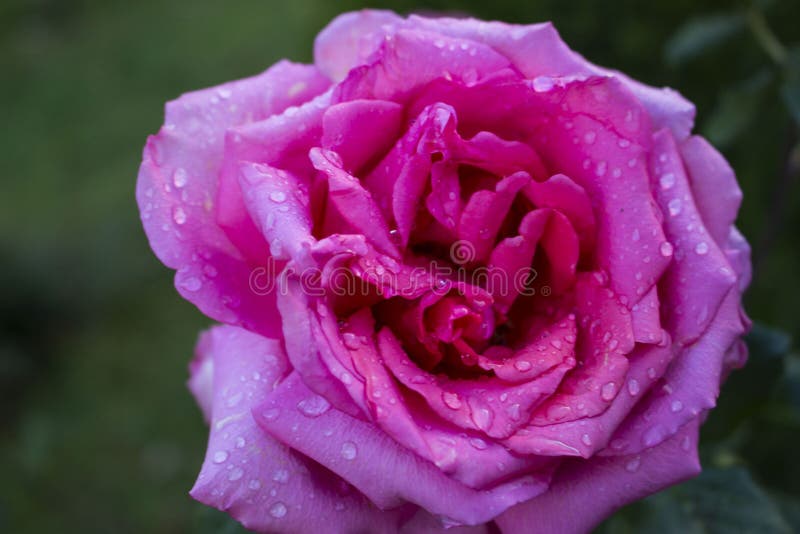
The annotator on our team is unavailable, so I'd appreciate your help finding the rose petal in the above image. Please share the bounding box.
[189,326,397,533]
[496,419,702,534]
[255,372,551,526]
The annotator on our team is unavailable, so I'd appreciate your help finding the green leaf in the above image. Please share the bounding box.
[781,79,800,125]
[665,13,745,66]
[602,468,793,534]
[702,70,773,148]
[701,323,790,442]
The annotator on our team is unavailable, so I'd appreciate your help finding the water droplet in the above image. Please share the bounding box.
[647,367,657,379]
[627,379,640,396]
[660,242,674,257]
[694,242,709,255]
[532,76,555,92]
[625,456,641,472]
[181,277,202,292]
[507,403,521,420]
[681,435,691,451]
[213,451,229,464]
[547,403,571,421]
[601,382,617,401]
[470,437,488,450]
[667,198,682,217]
[581,433,593,446]
[471,406,493,431]
[272,469,289,483]
[235,436,246,449]
[269,502,288,518]
[550,339,563,350]
[632,228,640,242]
[442,391,462,409]
[670,400,684,413]
[270,191,287,203]
[583,131,596,144]
[172,206,187,225]
[228,467,244,481]
[341,441,358,460]
[297,395,331,417]
[248,479,261,490]
[514,360,532,372]
[595,161,607,177]
[643,425,667,447]
[261,407,280,421]
[659,173,675,190]
[342,333,361,350]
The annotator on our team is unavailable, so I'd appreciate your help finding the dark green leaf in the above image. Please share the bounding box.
[600,468,793,534]
[703,71,773,148]
[781,79,800,125]
[700,323,790,441]
[665,13,745,66]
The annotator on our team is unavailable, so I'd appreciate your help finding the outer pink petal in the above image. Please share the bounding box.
[255,372,551,526]
[188,326,397,533]
[136,61,328,337]
[651,129,737,346]
[680,135,743,248]
[314,9,403,82]
[496,419,702,534]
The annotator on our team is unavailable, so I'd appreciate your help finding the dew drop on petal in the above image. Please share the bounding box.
[625,456,641,472]
[442,391,462,410]
[627,378,640,396]
[659,173,675,190]
[601,382,617,401]
[228,467,244,481]
[269,502,288,518]
[667,198,682,217]
[272,469,289,483]
[269,191,287,203]
[172,206,187,225]
[297,395,331,418]
[341,441,358,460]
[514,360,532,372]
[660,242,674,257]
[694,241,709,255]
[213,451,229,464]
[172,168,188,188]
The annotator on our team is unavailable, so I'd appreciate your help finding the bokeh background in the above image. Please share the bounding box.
[1,0,798,532]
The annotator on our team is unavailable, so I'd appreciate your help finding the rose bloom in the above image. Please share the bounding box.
[137,10,751,534]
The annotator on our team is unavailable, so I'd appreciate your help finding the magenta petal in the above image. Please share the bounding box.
[496,419,702,534]
[680,135,743,248]
[238,162,315,263]
[651,129,737,345]
[136,62,327,337]
[606,291,747,455]
[322,99,405,173]
[314,9,403,82]
[409,15,696,139]
[337,27,512,102]
[459,172,531,263]
[381,328,572,439]
[312,147,400,258]
[347,311,551,489]
[523,173,596,252]
[188,326,397,533]
[255,373,551,526]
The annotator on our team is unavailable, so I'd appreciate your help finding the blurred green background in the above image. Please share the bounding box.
[1,0,798,532]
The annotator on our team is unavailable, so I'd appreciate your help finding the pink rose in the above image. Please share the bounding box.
[138,10,751,533]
